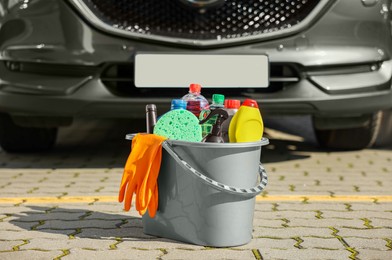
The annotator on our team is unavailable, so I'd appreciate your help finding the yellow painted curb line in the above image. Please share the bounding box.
[0,195,392,204]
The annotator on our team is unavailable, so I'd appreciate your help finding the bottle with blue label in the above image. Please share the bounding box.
[171,99,187,110]
[199,94,225,138]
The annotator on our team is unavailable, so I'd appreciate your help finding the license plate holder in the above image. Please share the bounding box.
[134,53,269,88]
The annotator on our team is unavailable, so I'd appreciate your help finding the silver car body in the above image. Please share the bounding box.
[0,0,391,151]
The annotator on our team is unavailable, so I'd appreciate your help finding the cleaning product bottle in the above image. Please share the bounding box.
[185,100,201,117]
[199,108,229,143]
[145,104,157,134]
[228,99,264,143]
[181,83,209,117]
[221,99,241,142]
[171,99,187,110]
[199,94,225,137]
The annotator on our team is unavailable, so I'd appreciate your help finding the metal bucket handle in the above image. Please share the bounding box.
[162,141,268,198]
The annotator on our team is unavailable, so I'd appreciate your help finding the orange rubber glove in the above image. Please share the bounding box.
[118,133,167,218]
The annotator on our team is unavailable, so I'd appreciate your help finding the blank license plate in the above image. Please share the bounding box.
[134,53,269,88]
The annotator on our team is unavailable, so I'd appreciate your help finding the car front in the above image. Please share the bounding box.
[0,0,391,152]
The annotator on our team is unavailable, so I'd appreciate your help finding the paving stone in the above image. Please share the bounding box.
[253,227,332,239]
[20,237,114,251]
[63,248,162,260]
[349,203,392,211]
[300,237,345,250]
[75,227,153,240]
[7,212,85,222]
[162,248,255,260]
[258,203,348,211]
[338,228,392,238]
[287,218,365,229]
[0,250,63,260]
[356,249,392,260]
[56,204,129,214]
[322,210,392,219]
[236,237,295,250]
[116,238,201,250]
[0,230,71,240]
[0,240,24,251]
[0,221,35,231]
[368,217,392,228]
[36,219,121,230]
[253,218,284,228]
[254,210,320,219]
[344,237,390,251]
[261,248,351,260]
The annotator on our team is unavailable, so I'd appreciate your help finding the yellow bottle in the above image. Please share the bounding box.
[228,99,264,143]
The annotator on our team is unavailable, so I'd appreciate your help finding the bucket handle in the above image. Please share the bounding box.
[162,142,267,198]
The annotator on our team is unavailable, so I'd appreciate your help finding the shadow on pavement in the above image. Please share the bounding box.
[9,205,179,243]
[261,139,314,163]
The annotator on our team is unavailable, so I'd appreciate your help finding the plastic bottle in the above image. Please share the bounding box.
[155,99,186,122]
[221,99,241,142]
[145,104,157,134]
[228,99,264,143]
[199,94,225,137]
[181,83,209,117]
[199,108,229,143]
[171,99,187,110]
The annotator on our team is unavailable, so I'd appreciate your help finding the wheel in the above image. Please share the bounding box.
[0,113,58,153]
[374,109,392,147]
[313,112,381,150]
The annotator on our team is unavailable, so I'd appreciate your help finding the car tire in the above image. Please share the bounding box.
[313,112,381,150]
[374,109,392,147]
[0,113,57,153]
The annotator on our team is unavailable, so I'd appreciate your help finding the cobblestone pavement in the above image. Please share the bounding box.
[0,117,391,260]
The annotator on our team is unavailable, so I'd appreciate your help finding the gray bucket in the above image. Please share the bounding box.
[125,134,268,247]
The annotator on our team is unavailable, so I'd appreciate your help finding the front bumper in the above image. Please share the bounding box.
[0,59,391,119]
[0,0,391,121]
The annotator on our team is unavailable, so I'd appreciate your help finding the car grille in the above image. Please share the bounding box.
[74,0,323,45]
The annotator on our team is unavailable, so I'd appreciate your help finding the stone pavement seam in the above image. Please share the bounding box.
[251,248,263,260]
[108,237,122,249]
[158,248,169,259]
[384,238,392,250]
[315,210,323,219]
[329,227,359,260]
[68,228,82,239]
[30,220,45,230]
[360,218,374,229]
[53,249,70,260]
[292,237,304,249]
[79,211,93,220]
[17,241,31,252]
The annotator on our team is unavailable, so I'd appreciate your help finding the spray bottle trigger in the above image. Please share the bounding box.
[199,108,229,124]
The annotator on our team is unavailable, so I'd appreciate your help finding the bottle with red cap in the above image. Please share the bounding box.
[228,99,264,143]
[221,99,241,142]
[181,83,209,117]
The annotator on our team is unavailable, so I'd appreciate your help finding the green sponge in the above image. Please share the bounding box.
[153,109,202,142]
